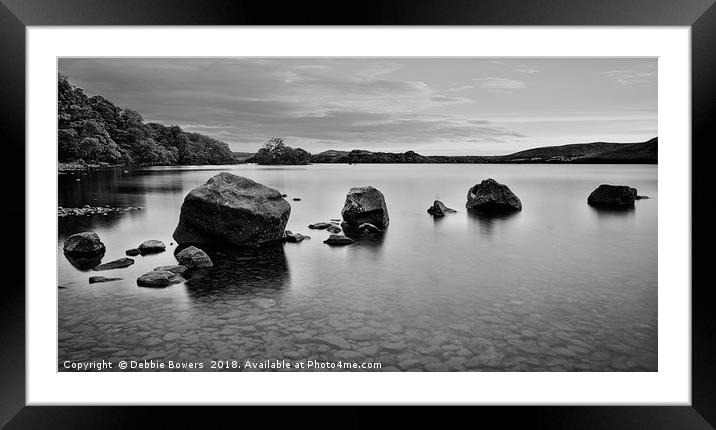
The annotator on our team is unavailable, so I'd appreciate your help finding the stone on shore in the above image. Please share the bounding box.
[173,172,291,247]
[175,246,213,268]
[89,276,122,284]
[137,270,185,288]
[341,186,389,229]
[427,200,457,216]
[466,179,522,212]
[587,184,638,207]
[63,232,106,256]
[92,257,134,271]
[125,248,141,256]
[153,265,188,275]
[284,231,310,243]
[138,240,166,254]
[324,234,356,246]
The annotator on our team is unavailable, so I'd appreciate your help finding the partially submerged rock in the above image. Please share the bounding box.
[173,172,291,247]
[587,185,638,207]
[466,179,522,212]
[153,265,188,275]
[65,254,104,271]
[324,234,356,246]
[89,276,122,284]
[63,232,106,256]
[326,225,342,234]
[175,246,213,268]
[138,240,166,254]
[284,231,310,243]
[137,270,185,288]
[308,222,332,230]
[92,257,134,271]
[427,200,457,217]
[125,248,141,256]
[341,186,389,229]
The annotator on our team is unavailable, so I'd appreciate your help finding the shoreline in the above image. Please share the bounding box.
[58,160,657,173]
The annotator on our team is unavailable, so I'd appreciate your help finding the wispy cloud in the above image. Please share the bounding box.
[473,77,526,91]
[604,70,657,85]
[514,67,540,74]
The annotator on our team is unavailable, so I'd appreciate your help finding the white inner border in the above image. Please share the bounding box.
[26,27,691,405]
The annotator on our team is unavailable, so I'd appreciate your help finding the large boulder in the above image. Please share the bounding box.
[341,186,389,229]
[427,200,457,216]
[466,179,522,212]
[175,246,214,268]
[173,173,291,247]
[63,232,106,256]
[587,185,638,207]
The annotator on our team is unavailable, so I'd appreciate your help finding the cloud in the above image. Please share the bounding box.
[472,77,526,91]
[604,70,656,85]
[514,67,540,74]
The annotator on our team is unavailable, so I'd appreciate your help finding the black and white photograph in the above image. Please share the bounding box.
[56,57,658,373]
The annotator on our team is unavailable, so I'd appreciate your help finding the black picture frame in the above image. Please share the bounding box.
[1,0,711,428]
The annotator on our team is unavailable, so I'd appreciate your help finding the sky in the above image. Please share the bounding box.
[58,58,657,155]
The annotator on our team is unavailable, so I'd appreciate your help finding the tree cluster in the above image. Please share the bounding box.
[58,75,236,166]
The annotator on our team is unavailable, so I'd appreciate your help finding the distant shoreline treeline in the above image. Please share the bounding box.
[247,138,657,165]
[58,75,237,167]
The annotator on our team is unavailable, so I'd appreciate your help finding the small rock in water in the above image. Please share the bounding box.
[153,265,188,275]
[308,222,332,230]
[466,179,522,212]
[137,270,185,288]
[89,276,122,284]
[341,186,389,229]
[587,184,638,207]
[63,232,106,256]
[427,200,457,216]
[326,225,342,234]
[138,239,166,254]
[92,257,135,271]
[292,197,301,201]
[323,234,356,246]
[175,246,213,268]
[281,194,288,198]
[635,195,649,200]
[284,230,310,243]
[125,248,141,256]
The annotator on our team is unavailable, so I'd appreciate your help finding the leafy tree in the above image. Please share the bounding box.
[57,74,237,166]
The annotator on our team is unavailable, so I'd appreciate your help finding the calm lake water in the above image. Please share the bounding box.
[58,164,657,371]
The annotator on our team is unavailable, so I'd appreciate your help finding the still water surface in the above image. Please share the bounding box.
[58,164,657,371]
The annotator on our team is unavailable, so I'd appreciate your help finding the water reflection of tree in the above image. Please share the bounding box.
[182,244,291,302]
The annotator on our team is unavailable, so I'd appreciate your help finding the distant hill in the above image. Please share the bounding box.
[232,152,256,162]
[577,137,657,163]
[306,138,657,164]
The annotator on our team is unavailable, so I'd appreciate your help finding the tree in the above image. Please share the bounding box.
[264,137,285,153]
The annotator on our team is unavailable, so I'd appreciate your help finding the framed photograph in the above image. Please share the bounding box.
[2,0,711,427]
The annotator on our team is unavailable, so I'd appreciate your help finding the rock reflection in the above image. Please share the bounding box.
[467,209,520,236]
[182,244,291,302]
[64,252,104,271]
[589,205,636,219]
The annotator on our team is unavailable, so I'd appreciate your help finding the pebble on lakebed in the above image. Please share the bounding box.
[58,206,142,217]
